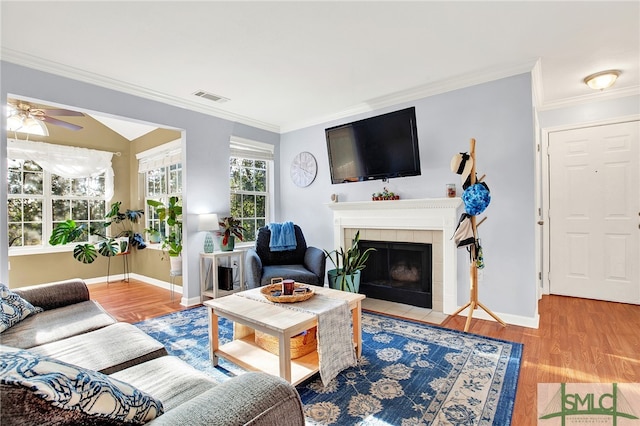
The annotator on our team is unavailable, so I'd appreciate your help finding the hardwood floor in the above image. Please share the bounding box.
[91,279,640,425]
[89,279,188,323]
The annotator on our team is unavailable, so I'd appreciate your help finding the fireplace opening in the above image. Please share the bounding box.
[360,240,432,308]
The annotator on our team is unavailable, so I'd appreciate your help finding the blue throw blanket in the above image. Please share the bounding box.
[268,222,297,252]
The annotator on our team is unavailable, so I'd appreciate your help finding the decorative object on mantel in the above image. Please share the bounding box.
[371,187,399,201]
[449,138,506,332]
[446,183,457,198]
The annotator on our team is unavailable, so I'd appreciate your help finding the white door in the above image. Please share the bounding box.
[549,121,639,304]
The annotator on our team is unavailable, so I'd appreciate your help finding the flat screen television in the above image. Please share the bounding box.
[325,107,421,184]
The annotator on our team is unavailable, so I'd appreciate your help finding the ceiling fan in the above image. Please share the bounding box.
[7,101,85,132]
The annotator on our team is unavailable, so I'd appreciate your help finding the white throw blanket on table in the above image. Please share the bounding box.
[235,289,356,386]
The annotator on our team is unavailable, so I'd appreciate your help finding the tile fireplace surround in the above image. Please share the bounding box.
[327,198,463,314]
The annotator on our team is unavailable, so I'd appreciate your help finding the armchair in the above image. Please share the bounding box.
[245,224,325,288]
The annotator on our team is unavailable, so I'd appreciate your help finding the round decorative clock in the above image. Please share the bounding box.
[290,151,317,187]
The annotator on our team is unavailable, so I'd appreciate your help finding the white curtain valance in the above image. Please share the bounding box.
[230,136,274,161]
[7,139,115,201]
[136,139,182,173]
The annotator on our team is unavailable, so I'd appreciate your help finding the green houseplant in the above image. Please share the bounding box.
[216,216,245,251]
[324,230,376,292]
[146,197,182,272]
[49,201,145,264]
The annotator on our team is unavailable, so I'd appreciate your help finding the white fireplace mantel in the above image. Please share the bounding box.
[327,198,463,314]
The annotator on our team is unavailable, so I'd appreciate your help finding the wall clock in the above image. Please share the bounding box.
[290,151,317,187]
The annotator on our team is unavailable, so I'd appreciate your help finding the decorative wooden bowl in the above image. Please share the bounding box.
[260,282,314,303]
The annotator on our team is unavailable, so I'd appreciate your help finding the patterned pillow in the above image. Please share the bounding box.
[0,283,43,332]
[0,349,164,424]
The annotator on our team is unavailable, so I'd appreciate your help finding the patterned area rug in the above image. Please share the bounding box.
[135,306,522,425]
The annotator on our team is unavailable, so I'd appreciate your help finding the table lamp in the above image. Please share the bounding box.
[198,213,219,253]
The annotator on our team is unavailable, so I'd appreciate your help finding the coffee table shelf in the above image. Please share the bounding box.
[216,334,320,385]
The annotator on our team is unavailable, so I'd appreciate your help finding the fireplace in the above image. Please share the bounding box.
[327,197,463,314]
[359,240,432,308]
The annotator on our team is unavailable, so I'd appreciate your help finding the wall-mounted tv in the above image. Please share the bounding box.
[325,107,421,184]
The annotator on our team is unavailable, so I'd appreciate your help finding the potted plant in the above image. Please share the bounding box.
[216,216,244,251]
[147,197,182,273]
[49,201,145,264]
[145,228,162,244]
[324,230,376,292]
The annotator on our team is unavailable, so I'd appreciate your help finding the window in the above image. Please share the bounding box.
[7,140,113,251]
[137,139,182,240]
[229,137,274,243]
[144,164,183,238]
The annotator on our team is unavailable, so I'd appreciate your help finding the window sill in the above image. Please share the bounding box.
[9,245,75,257]
[10,242,165,256]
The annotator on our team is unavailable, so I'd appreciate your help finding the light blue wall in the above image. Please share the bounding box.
[280,74,538,320]
[0,61,280,302]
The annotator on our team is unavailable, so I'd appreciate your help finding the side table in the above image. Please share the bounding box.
[200,249,245,301]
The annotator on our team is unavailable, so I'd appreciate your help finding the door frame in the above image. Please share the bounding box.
[540,114,640,296]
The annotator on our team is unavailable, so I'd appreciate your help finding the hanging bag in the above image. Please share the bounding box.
[452,213,475,248]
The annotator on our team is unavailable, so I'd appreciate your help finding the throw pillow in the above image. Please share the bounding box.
[0,283,43,332]
[0,349,164,424]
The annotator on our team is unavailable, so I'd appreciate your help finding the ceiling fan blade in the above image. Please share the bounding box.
[40,108,84,117]
[41,116,83,131]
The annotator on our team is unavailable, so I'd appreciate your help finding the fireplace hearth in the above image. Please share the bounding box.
[360,240,432,308]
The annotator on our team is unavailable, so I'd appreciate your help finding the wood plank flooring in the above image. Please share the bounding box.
[90,279,640,425]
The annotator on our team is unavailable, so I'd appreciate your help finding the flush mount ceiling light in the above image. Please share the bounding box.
[584,70,621,90]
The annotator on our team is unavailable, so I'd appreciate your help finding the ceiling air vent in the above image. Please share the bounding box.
[193,90,229,103]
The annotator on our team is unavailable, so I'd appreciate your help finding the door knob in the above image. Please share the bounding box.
[537,221,544,225]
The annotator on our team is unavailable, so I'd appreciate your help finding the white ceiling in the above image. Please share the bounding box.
[1,1,638,133]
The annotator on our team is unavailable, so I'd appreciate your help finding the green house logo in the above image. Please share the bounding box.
[539,383,639,425]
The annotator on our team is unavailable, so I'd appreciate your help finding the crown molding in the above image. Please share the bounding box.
[281,59,539,133]
[1,48,280,133]
[536,85,640,112]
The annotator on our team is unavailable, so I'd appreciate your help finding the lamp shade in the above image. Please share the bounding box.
[198,213,219,232]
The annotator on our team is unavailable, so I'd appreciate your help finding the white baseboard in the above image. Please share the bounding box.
[84,273,173,290]
[452,306,540,329]
[181,296,202,307]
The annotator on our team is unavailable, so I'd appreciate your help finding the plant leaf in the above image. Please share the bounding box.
[50,220,86,245]
[73,244,98,264]
[98,239,119,257]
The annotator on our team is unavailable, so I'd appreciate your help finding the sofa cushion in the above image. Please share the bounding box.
[0,349,163,424]
[30,323,167,374]
[111,356,217,412]
[261,264,323,286]
[0,283,43,332]
[0,300,117,349]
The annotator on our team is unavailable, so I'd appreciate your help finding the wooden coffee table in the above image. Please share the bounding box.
[204,286,365,385]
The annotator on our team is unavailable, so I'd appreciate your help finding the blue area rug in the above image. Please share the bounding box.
[136,306,522,425]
